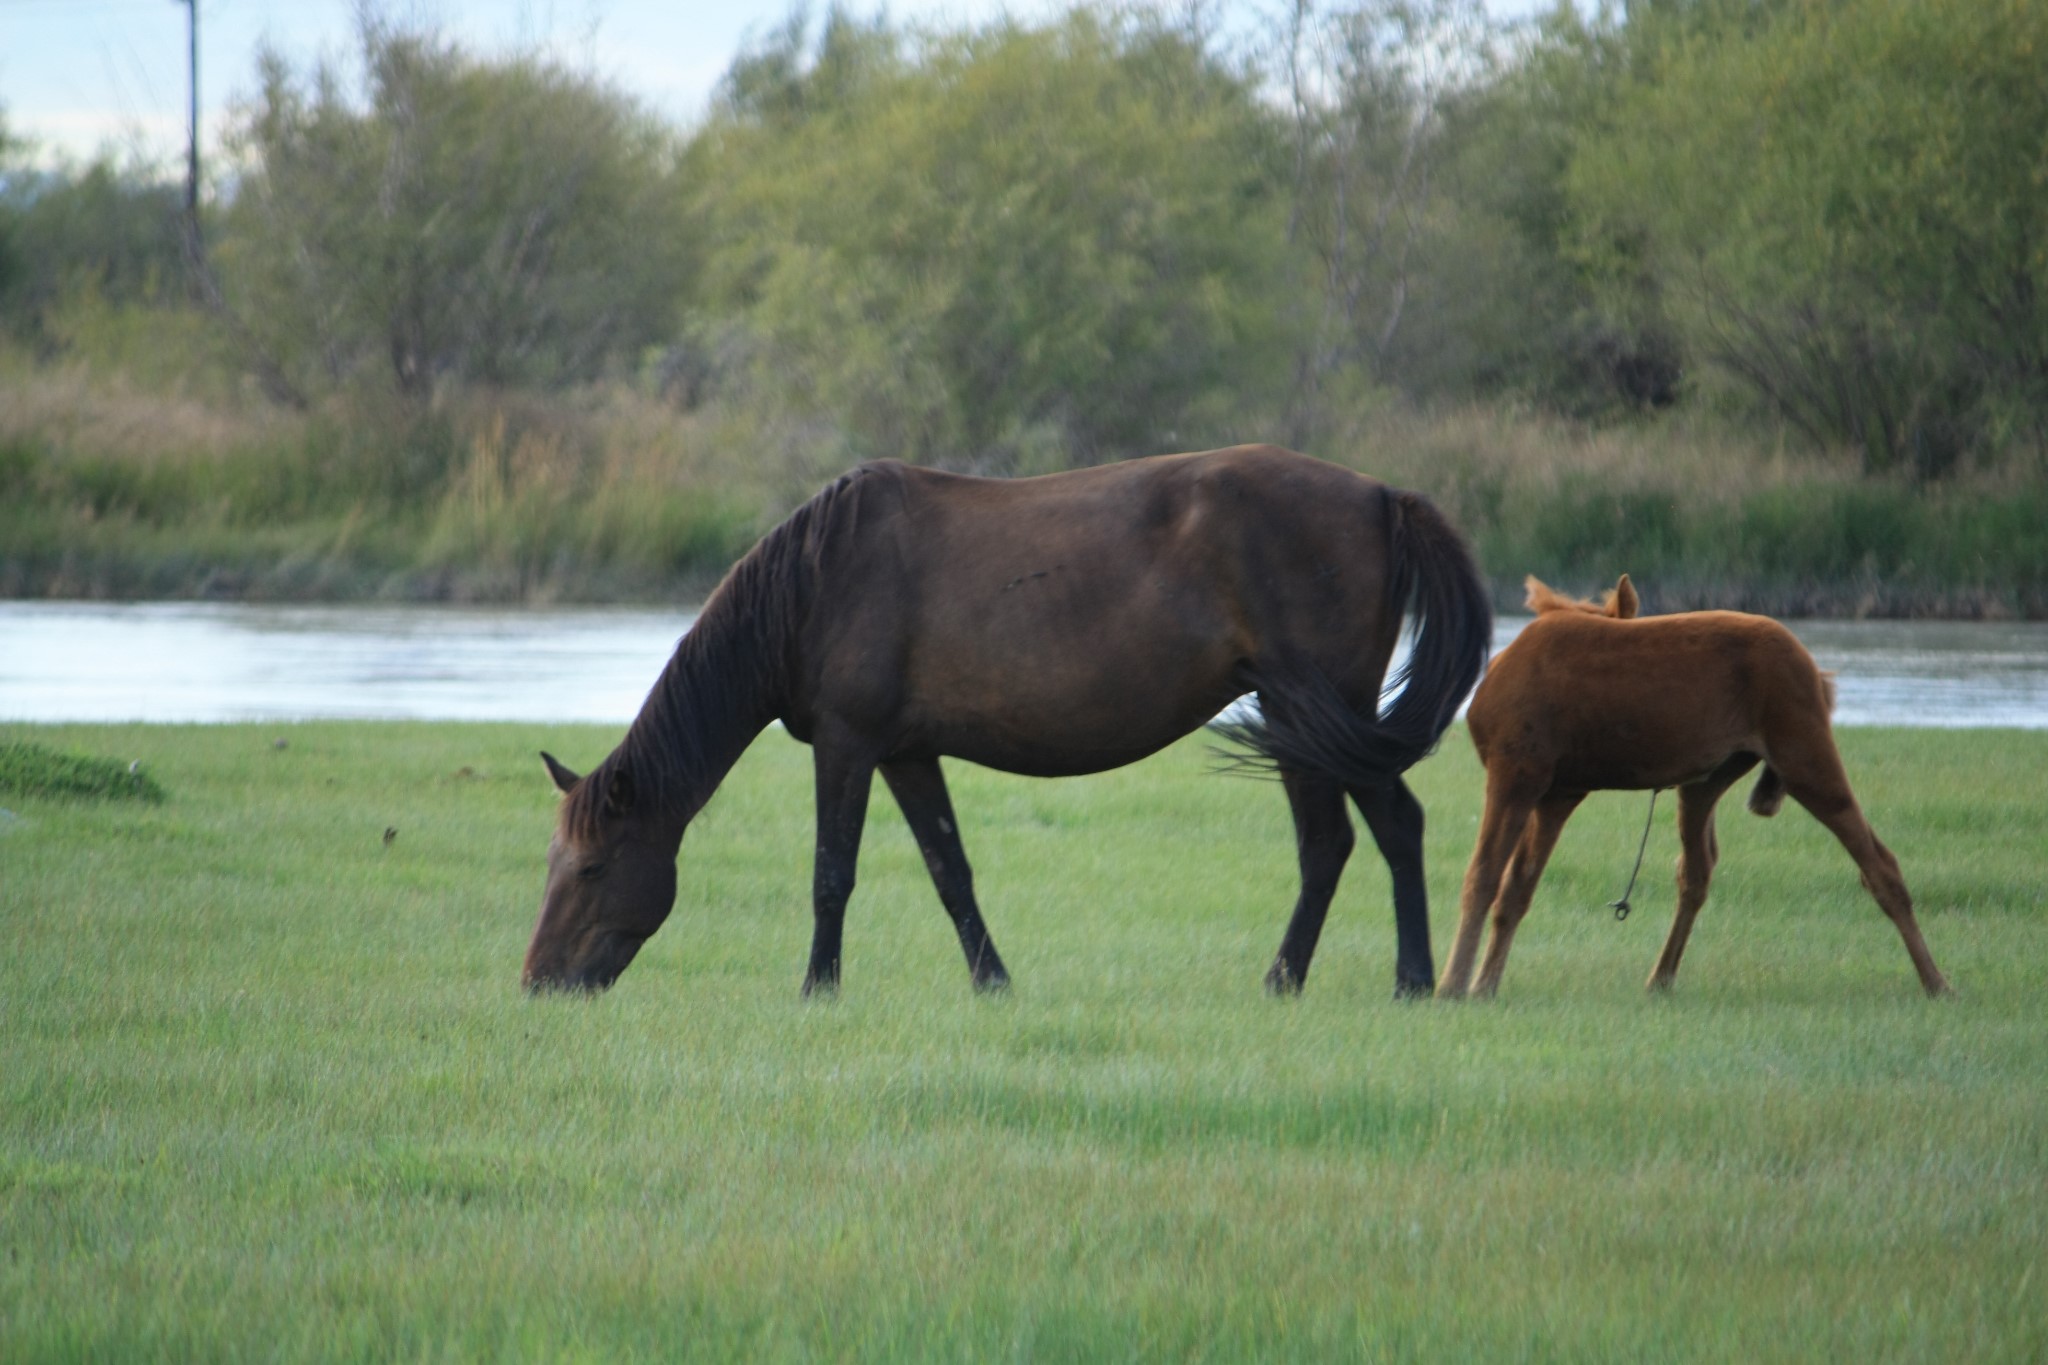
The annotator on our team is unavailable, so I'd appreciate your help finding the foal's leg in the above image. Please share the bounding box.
[880,757,1010,992]
[1437,770,1544,999]
[1776,746,1950,996]
[804,729,878,997]
[1266,770,1355,994]
[1351,778,1435,998]
[1646,759,1752,991]
[1472,792,1582,998]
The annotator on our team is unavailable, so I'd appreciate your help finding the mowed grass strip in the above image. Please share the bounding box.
[1,721,2042,1362]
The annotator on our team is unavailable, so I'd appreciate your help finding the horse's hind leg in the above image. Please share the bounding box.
[1352,777,1434,998]
[1267,771,1355,994]
[1648,760,1752,992]
[1776,748,1950,996]
[1438,770,1544,999]
[880,757,1010,992]
[1472,792,1581,998]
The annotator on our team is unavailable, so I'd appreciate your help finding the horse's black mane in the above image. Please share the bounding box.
[560,465,878,841]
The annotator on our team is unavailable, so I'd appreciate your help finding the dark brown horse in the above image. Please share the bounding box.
[1436,574,1949,1000]
[524,445,1490,998]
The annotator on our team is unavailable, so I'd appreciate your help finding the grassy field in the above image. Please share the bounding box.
[2,721,2043,1361]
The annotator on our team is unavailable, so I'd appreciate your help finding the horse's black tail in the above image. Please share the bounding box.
[1217,486,1491,788]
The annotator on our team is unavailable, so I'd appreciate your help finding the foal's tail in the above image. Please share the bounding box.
[1221,487,1492,787]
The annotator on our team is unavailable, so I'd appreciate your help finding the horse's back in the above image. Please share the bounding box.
[792,448,1405,774]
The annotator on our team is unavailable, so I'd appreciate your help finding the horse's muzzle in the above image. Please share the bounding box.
[522,930,644,995]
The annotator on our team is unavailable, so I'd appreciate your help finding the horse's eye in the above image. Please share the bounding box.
[577,862,607,882]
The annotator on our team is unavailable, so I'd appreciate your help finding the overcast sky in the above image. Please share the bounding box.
[0,0,1559,171]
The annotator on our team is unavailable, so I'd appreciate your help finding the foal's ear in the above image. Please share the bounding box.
[540,751,582,794]
[1610,574,1640,619]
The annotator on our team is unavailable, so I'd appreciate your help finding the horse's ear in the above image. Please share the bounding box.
[1611,574,1639,619]
[604,764,637,818]
[541,751,581,794]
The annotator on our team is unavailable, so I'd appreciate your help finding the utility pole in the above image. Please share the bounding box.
[177,0,201,259]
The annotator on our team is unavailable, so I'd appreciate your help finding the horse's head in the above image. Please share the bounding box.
[524,751,681,993]
[1524,573,1639,619]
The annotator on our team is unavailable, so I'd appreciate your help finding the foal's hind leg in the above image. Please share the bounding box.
[1647,758,1753,992]
[1352,778,1435,998]
[1267,771,1355,994]
[1472,792,1581,998]
[1776,747,1950,996]
[880,757,1010,992]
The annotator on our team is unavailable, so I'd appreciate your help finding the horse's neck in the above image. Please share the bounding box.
[623,602,785,829]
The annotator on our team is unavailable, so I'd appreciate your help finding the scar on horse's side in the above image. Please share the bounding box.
[1437,573,1949,1000]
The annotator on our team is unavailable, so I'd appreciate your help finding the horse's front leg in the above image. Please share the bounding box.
[1352,777,1432,999]
[804,729,878,998]
[880,757,1010,992]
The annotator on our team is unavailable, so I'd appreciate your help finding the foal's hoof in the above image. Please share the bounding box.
[799,975,840,1001]
[1393,975,1433,1002]
[972,972,1012,996]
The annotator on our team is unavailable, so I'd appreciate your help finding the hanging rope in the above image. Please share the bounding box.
[1607,789,1662,921]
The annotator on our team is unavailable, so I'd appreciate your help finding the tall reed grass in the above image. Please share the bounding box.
[3,352,2043,613]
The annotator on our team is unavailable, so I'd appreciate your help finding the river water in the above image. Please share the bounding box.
[3,602,2047,728]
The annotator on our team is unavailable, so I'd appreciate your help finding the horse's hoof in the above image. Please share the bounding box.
[1393,976,1433,1002]
[800,976,840,1000]
[1263,965,1304,997]
[973,972,1011,996]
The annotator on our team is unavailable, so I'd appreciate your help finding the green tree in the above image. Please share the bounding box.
[216,18,689,402]
[1377,2,1683,413]
[1568,0,2048,473]
[1275,0,1503,437]
[0,152,188,346]
[688,8,1301,467]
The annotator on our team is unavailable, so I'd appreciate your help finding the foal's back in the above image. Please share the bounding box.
[1468,607,1833,794]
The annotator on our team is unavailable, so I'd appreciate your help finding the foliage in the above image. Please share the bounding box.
[1566,0,2048,474]
[1274,0,1503,437]
[0,156,188,347]
[1388,3,1682,413]
[216,18,688,401]
[6,0,2048,608]
[687,8,1301,466]
[0,740,164,802]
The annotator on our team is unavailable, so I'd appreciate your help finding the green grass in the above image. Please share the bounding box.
[1,722,2043,1360]
[0,739,165,803]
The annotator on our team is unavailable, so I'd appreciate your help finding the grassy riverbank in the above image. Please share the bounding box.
[4,362,2046,614]
[3,721,2043,1360]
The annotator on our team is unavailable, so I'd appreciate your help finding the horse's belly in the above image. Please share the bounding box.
[899,670,1243,778]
